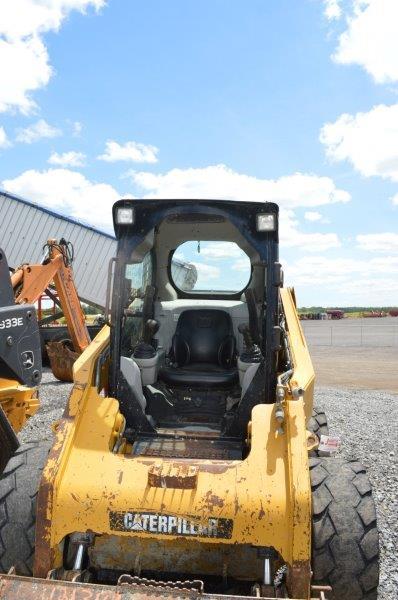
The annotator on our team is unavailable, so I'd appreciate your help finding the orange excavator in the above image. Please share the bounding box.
[10,238,91,382]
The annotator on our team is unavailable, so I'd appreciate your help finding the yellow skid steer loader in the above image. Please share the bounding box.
[0,199,379,599]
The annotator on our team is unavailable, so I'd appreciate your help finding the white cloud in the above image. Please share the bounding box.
[16,119,62,143]
[304,211,322,222]
[286,255,398,284]
[0,126,11,148]
[130,164,350,207]
[98,140,159,164]
[0,36,51,114]
[320,104,398,182]
[72,121,83,137]
[324,0,343,20]
[199,242,244,260]
[1,168,119,231]
[333,0,398,84]
[232,258,251,272]
[0,1,104,114]
[281,210,340,252]
[391,193,398,206]
[356,233,398,252]
[285,254,398,304]
[48,150,86,167]
[191,262,220,284]
[130,164,345,253]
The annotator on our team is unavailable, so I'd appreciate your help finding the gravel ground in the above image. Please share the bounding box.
[18,369,398,599]
[18,369,71,444]
[316,386,398,600]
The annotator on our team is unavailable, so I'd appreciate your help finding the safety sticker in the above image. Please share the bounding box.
[318,435,341,455]
[109,511,233,539]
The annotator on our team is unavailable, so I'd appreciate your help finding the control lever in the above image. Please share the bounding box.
[238,323,262,363]
[238,323,254,350]
[143,319,160,344]
[133,319,160,360]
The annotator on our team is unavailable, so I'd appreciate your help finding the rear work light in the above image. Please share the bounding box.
[116,207,135,225]
[256,213,276,232]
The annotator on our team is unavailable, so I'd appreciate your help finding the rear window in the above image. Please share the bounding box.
[171,241,251,294]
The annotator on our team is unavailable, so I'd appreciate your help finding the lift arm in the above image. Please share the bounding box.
[11,239,91,354]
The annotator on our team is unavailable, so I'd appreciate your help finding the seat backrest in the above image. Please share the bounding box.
[120,356,146,409]
[172,309,235,367]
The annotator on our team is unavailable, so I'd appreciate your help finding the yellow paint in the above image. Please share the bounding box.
[280,288,315,421]
[0,379,39,433]
[37,309,313,597]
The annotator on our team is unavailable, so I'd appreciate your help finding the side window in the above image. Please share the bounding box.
[121,253,153,356]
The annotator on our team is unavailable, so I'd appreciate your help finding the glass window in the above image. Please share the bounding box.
[121,253,153,355]
[171,241,251,294]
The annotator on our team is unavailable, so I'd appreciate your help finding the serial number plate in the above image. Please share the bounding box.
[0,317,23,330]
[109,511,233,539]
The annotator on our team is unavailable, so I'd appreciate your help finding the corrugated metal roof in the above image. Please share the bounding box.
[0,191,116,308]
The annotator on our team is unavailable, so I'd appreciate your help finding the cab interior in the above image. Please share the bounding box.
[111,204,282,460]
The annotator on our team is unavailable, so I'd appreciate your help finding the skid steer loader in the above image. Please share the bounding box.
[0,248,42,474]
[0,199,379,599]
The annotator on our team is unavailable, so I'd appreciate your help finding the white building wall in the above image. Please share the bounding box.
[0,191,116,308]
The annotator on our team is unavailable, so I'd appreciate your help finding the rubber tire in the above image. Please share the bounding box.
[307,407,329,457]
[0,441,51,575]
[310,457,379,600]
[307,407,329,438]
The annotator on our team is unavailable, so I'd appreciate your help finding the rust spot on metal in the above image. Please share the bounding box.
[148,463,198,489]
[0,573,120,599]
[198,462,235,475]
[286,559,311,600]
[34,418,71,579]
[46,341,78,383]
[203,491,225,510]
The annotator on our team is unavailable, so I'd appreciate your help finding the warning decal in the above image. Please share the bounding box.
[109,511,233,539]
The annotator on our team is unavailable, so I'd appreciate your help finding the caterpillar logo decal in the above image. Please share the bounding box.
[109,511,233,539]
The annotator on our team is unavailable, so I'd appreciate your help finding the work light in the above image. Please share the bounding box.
[256,213,276,231]
[116,207,135,225]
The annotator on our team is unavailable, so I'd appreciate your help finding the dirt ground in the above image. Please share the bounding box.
[309,345,398,394]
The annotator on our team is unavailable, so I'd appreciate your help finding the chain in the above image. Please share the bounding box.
[118,574,204,594]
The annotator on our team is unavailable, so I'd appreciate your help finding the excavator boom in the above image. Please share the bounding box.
[11,239,91,381]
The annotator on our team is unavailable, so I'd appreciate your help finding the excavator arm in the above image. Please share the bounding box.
[11,239,91,381]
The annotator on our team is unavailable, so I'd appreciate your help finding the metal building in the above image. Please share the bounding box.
[0,191,116,308]
[0,192,198,308]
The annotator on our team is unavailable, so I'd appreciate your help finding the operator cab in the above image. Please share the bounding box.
[109,199,286,459]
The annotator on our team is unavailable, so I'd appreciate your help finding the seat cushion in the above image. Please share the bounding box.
[159,363,238,388]
[172,309,235,367]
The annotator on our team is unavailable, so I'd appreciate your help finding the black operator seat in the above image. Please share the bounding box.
[159,309,238,388]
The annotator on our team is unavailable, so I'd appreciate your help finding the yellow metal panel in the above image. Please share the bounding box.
[280,288,315,421]
[35,313,312,597]
[0,380,39,433]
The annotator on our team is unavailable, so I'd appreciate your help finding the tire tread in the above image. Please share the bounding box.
[310,457,379,600]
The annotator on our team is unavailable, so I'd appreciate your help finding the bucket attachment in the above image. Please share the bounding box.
[0,572,331,599]
[46,340,80,382]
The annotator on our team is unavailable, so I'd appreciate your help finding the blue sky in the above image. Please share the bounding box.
[0,1,397,306]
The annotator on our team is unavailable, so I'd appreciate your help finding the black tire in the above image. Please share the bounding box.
[307,407,329,457]
[310,457,379,600]
[308,407,329,438]
[0,441,51,575]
